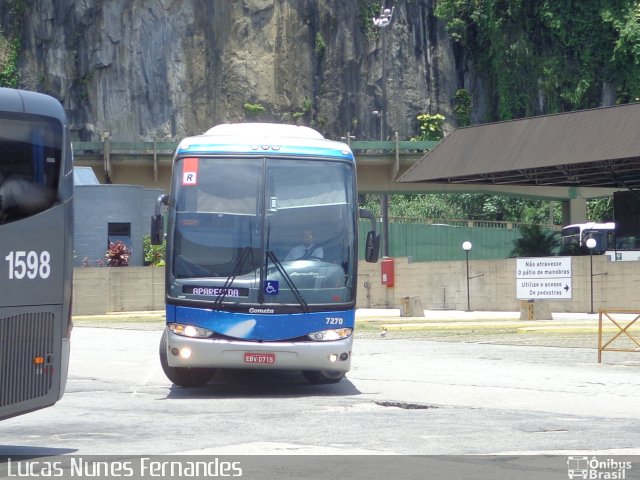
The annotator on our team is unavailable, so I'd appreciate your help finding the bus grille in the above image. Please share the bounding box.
[0,312,55,408]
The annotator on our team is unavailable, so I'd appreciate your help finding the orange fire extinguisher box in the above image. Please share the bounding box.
[380,257,395,287]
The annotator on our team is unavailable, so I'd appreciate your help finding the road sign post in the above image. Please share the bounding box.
[516,257,572,320]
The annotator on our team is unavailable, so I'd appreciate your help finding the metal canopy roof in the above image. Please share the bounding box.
[398,102,640,189]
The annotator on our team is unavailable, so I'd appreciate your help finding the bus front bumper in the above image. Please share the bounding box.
[164,329,353,372]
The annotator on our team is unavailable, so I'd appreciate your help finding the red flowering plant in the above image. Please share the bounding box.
[105,241,131,267]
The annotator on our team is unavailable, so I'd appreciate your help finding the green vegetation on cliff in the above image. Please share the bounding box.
[435,0,640,120]
[0,27,19,88]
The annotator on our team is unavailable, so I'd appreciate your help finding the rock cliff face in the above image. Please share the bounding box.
[0,0,462,141]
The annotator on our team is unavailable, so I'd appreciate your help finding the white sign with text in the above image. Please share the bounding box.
[516,257,572,299]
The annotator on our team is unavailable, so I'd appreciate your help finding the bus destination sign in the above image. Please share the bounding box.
[183,286,250,297]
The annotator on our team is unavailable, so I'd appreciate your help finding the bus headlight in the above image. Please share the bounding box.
[307,328,352,342]
[169,324,213,338]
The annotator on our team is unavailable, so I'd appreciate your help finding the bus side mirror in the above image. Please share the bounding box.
[150,194,168,245]
[365,231,380,263]
[359,208,380,263]
[150,214,164,245]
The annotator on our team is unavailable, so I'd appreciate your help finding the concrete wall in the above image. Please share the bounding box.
[72,256,640,315]
[356,256,640,313]
[73,267,165,315]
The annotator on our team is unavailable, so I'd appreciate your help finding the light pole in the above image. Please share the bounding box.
[462,241,472,312]
[372,5,393,139]
[373,5,393,259]
[372,109,389,257]
[340,133,355,146]
[586,237,597,314]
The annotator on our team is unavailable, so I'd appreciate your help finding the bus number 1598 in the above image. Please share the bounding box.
[4,250,51,279]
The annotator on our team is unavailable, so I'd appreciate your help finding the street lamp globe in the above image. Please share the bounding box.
[462,241,473,251]
[586,238,597,250]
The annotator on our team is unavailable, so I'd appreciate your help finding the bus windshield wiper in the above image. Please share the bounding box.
[266,251,309,313]
[212,246,251,310]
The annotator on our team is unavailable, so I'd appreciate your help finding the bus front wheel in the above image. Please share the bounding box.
[302,370,345,384]
[159,332,216,387]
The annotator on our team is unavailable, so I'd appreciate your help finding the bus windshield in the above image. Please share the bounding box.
[0,114,61,223]
[170,156,356,308]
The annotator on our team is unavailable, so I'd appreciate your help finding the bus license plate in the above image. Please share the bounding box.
[244,352,276,364]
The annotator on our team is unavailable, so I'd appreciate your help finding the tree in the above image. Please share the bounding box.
[412,113,446,141]
[435,0,640,118]
[454,89,472,127]
[510,225,561,257]
[0,28,19,88]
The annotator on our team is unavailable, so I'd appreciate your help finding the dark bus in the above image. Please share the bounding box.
[0,88,73,420]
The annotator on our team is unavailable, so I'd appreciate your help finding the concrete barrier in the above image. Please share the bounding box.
[73,255,640,315]
[401,296,425,317]
[73,267,164,315]
[519,300,552,320]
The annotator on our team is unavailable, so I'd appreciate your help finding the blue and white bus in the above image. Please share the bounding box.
[0,88,73,420]
[152,123,379,387]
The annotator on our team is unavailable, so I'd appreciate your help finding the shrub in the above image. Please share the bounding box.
[143,235,165,266]
[244,103,266,115]
[105,241,131,267]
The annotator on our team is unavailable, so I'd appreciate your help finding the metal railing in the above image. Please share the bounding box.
[598,309,640,363]
[72,140,439,157]
[73,141,177,155]
[387,216,561,231]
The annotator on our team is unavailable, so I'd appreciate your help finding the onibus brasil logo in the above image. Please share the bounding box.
[567,456,632,479]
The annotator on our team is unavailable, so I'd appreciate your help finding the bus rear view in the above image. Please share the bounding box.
[152,123,379,387]
[0,88,73,420]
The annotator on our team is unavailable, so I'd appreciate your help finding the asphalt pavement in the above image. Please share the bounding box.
[354,308,640,352]
[71,307,640,354]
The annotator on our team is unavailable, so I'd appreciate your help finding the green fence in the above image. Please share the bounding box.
[359,222,523,261]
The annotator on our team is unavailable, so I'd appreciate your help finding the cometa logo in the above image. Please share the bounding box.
[249,307,275,314]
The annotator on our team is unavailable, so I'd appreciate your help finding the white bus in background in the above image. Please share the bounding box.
[561,222,640,261]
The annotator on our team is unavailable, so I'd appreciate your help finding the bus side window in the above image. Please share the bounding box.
[0,117,59,223]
